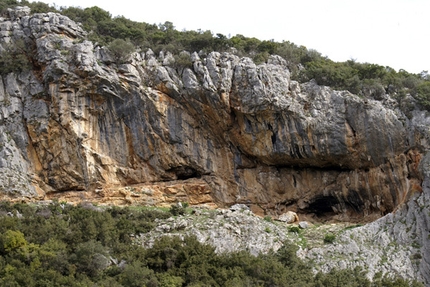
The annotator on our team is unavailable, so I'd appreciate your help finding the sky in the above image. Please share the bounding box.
[30,0,430,74]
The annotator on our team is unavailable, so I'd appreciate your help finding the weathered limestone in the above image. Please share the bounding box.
[300,151,430,284]
[278,211,299,223]
[0,7,429,224]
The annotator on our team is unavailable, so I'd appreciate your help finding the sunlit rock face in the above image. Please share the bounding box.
[1,7,429,221]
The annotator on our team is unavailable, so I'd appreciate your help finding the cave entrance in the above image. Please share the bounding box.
[168,166,202,180]
[303,195,340,217]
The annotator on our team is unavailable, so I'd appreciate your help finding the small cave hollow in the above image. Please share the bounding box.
[303,195,340,217]
[168,166,202,180]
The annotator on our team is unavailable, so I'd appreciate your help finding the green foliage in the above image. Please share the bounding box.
[107,38,135,64]
[300,57,430,109]
[0,0,19,16]
[288,225,301,233]
[0,39,33,75]
[415,81,430,109]
[1,230,27,252]
[372,271,424,287]
[119,261,158,287]
[173,51,193,71]
[314,266,371,287]
[169,202,189,216]
[263,215,272,222]
[70,240,110,277]
[25,1,57,13]
[0,202,425,286]
[343,224,363,231]
[253,51,270,64]
[324,233,336,244]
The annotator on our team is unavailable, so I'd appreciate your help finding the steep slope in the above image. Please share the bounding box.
[0,7,429,223]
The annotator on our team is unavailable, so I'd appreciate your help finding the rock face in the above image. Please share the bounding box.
[300,151,430,285]
[0,7,429,222]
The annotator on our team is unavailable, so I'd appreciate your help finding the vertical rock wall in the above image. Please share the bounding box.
[0,7,429,221]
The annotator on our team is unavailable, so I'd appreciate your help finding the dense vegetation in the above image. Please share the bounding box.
[0,0,429,108]
[0,202,424,286]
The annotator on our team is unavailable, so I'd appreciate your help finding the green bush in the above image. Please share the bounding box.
[169,203,188,216]
[288,226,301,233]
[263,215,272,222]
[0,39,32,75]
[107,38,135,64]
[415,81,430,108]
[324,233,336,244]
[173,52,193,71]
[1,230,27,253]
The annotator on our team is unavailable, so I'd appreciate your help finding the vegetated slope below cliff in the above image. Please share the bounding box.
[0,6,429,224]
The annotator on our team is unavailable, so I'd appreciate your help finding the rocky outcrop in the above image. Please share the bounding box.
[299,150,430,285]
[0,7,429,223]
[137,207,293,256]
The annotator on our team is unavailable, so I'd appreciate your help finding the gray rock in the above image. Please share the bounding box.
[7,6,30,21]
[137,209,289,256]
[299,221,309,229]
[278,211,299,223]
[230,204,250,212]
[162,51,175,66]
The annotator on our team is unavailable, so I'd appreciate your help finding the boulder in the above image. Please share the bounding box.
[299,221,309,229]
[278,211,299,223]
[230,204,250,212]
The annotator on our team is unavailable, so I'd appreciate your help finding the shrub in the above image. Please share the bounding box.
[1,230,27,252]
[107,38,135,64]
[415,81,430,108]
[120,261,159,287]
[0,39,32,75]
[324,233,336,244]
[288,226,301,233]
[169,202,188,216]
[264,215,272,222]
[174,52,193,71]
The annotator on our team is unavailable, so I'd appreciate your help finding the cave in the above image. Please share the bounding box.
[303,195,340,217]
[168,166,202,180]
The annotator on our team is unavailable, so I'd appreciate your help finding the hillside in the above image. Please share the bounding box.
[0,4,429,285]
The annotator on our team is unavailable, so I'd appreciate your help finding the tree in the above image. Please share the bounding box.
[120,261,159,287]
[1,230,27,253]
[107,38,135,64]
[415,81,430,108]
[0,39,33,75]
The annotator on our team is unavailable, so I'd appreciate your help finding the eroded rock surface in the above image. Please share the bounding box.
[299,150,430,285]
[0,7,429,223]
[137,207,296,256]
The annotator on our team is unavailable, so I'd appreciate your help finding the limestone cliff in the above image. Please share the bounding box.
[297,150,430,284]
[0,7,429,222]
